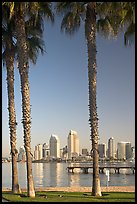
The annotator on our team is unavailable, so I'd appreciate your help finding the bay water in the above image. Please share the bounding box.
[2,162,135,189]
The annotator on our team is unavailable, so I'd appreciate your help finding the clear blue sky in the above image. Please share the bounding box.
[2,15,135,157]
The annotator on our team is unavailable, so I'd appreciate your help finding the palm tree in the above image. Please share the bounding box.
[56,2,135,196]
[3,2,54,197]
[2,5,46,194]
[2,6,21,194]
[96,2,135,46]
[120,2,135,46]
[14,3,53,197]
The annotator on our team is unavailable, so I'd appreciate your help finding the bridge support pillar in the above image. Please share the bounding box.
[82,168,88,174]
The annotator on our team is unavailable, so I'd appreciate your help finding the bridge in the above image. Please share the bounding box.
[67,165,135,174]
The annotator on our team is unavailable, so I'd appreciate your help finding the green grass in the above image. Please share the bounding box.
[2,191,135,202]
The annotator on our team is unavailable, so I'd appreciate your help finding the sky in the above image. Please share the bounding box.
[2,15,135,157]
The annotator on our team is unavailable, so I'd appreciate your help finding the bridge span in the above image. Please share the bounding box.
[67,165,135,174]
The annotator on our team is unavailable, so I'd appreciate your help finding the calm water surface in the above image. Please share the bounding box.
[2,162,135,188]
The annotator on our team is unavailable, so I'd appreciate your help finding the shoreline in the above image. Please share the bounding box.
[2,186,135,193]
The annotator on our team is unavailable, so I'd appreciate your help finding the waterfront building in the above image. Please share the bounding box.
[62,145,68,159]
[49,134,60,158]
[98,143,106,158]
[126,142,132,159]
[18,146,26,162]
[43,143,50,158]
[117,142,127,160]
[34,144,43,160]
[117,142,132,160]
[131,146,135,159]
[60,148,63,158]
[82,148,88,156]
[108,137,115,159]
[67,130,79,159]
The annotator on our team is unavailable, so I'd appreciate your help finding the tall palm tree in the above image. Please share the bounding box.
[3,2,54,197]
[56,2,135,196]
[2,5,46,194]
[2,6,21,194]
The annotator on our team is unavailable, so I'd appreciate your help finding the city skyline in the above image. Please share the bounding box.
[3,132,135,159]
[2,15,135,157]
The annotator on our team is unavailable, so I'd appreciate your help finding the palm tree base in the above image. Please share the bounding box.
[12,186,21,194]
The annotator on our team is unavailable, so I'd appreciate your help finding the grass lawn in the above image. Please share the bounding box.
[2,191,135,202]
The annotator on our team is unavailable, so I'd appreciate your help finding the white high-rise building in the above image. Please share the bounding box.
[68,130,79,159]
[98,143,106,158]
[108,137,115,159]
[49,135,60,158]
[34,144,43,160]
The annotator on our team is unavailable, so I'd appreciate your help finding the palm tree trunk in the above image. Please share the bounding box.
[85,2,102,196]
[14,3,35,198]
[5,49,21,194]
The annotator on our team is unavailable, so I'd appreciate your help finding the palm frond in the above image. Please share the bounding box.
[27,36,46,64]
[124,22,135,46]
[61,12,81,35]
[97,18,116,39]
[56,2,85,35]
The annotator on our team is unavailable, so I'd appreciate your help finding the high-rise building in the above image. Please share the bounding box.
[126,142,132,159]
[82,148,88,156]
[18,146,26,161]
[131,146,135,159]
[117,142,132,160]
[117,142,126,160]
[49,134,60,158]
[98,143,106,158]
[43,143,50,158]
[108,137,115,159]
[62,145,68,159]
[34,144,43,160]
[67,130,79,159]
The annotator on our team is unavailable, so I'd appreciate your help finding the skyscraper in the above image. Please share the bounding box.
[49,134,60,158]
[82,148,88,156]
[62,145,68,159]
[67,130,79,159]
[18,146,26,162]
[34,144,43,160]
[131,146,135,159]
[98,143,106,158]
[108,137,115,159]
[117,142,127,160]
[126,142,132,160]
[117,142,132,160]
[43,143,50,158]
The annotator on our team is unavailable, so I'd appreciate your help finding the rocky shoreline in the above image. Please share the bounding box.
[2,186,135,193]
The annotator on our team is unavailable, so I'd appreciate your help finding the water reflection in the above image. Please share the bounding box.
[43,163,50,187]
[49,163,63,187]
[18,162,27,188]
[2,163,12,188]
[49,163,57,186]
[33,163,43,187]
[68,173,80,187]
[2,162,135,189]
